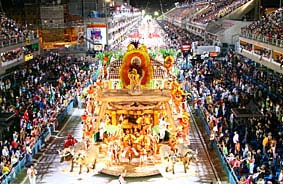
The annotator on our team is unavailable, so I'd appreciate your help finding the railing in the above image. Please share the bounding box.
[196,107,239,184]
[240,32,283,48]
[0,100,74,184]
[0,34,38,48]
[1,55,24,67]
[57,100,74,125]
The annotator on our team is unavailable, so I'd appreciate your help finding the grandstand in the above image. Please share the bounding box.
[0,0,283,183]
[159,1,283,183]
[162,0,256,46]
[0,14,39,75]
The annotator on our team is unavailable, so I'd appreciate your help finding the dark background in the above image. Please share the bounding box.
[261,0,282,8]
[0,0,185,13]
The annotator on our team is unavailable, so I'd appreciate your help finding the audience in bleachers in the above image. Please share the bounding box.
[158,20,204,50]
[0,13,37,46]
[241,9,283,41]
[192,0,250,24]
[166,1,208,23]
[186,51,283,183]
[0,52,97,179]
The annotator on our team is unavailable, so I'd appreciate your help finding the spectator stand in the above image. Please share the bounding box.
[0,52,101,184]
[0,100,74,184]
[196,105,239,184]
[188,50,283,183]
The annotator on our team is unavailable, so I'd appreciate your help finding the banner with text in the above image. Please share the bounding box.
[86,24,107,51]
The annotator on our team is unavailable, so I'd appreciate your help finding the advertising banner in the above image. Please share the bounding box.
[86,24,107,51]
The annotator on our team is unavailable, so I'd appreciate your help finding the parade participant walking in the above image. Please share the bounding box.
[27,164,37,184]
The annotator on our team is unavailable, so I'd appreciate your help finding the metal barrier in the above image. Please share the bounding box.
[196,107,239,184]
[0,34,38,48]
[241,32,283,48]
[1,58,102,184]
[1,100,74,184]
[57,100,74,125]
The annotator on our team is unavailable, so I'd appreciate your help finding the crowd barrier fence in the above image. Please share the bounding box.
[0,100,74,184]
[0,58,108,184]
[241,32,283,48]
[196,107,239,184]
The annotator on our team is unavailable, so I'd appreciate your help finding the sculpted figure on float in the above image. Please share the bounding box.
[128,67,143,95]
[164,55,174,73]
[120,42,153,95]
[170,80,186,114]
[121,130,139,163]
[177,112,191,145]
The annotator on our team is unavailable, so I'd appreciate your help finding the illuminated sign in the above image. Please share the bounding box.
[86,24,107,51]
[24,54,33,61]
[209,52,218,57]
[93,44,103,51]
[181,44,191,51]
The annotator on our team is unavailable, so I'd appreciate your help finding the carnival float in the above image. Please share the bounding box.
[58,41,197,177]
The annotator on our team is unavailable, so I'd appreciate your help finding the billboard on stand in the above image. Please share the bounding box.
[86,24,107,51]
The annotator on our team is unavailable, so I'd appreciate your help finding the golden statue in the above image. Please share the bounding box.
[164,55,174,73]
[171,87,185,114]
[177,112,191,144]
[128,68,143,95]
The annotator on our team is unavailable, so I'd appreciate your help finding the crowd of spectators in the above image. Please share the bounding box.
[176,0,208,8]
[192,0,250,24]
[241,9,283,42]
[0,13,37,47]
[158,20,204,50]
[0,48,23,65]
[159,15,283,183]
[156,18,283,183]
[183,51,283,183]
[165,1,208,23]
[0,52,97,180]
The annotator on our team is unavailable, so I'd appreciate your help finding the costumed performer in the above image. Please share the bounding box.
[64,134,78,148]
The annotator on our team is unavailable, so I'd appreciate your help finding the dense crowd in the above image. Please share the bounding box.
[0,48,23,64]
[0,53,96,179]
[241,9,283,41]
[158,20,204,50]
[192,0,250,24]
[186,52,283,183]
[166,1,208,22]
[0,13,37,46]
[159,16,283,183]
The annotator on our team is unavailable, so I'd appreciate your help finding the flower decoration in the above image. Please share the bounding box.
[96,51,113,66]
[159,48,176,73]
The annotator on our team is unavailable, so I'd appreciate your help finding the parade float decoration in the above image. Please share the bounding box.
[59,42,195,177]
[96,51,113,79]
[120,42,153,95]
[159,48,176,74]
